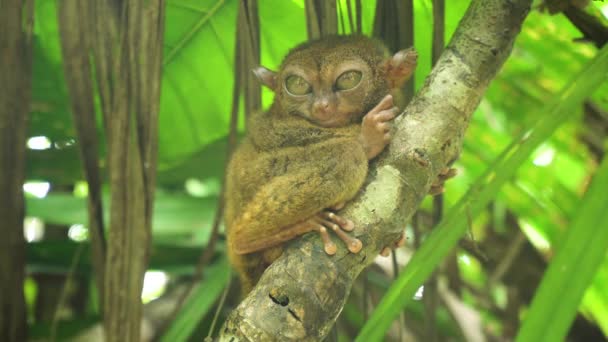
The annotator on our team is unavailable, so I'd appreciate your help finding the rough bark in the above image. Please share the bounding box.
[0,0,34,341]
[219,0,532,341]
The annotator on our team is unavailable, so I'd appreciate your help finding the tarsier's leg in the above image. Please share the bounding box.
[231,140,368,255]
[255,209,361,256]
[232,197,363,256]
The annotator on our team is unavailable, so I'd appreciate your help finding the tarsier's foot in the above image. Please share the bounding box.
[312,209,362,255]
[429,167,458,195]
[360,94,399,160]
[380,232,407,257]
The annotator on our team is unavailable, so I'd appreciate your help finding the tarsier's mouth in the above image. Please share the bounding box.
[289,110,340,128]
[311,113,352,128]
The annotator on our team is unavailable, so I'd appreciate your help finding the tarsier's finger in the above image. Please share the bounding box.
[383,133,391,143]
[314,216,340,231]
[316,226,337,255]
[374,107,399,122]
[376,122,390,133]
[313,214,361,254]
[380,247,391,257]
[437,167,458,181]
[429,168,456,196]
[380,233,406,257]
[331,202,346,211]
[321,211,355,231]
[392,49,418,68]
[330,225,363,253]
[394,233,406,248]
[369,94,394,114]
[429,184,444,196]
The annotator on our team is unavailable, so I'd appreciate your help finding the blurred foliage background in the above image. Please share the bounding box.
[17,0,608,340]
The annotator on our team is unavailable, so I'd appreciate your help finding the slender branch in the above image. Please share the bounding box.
[220,0,531,340]
[425,1,446,338]
[58,0,108,311]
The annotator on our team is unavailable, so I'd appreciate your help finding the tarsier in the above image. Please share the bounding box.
[225,35,418,294]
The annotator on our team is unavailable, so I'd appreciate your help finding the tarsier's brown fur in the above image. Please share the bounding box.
[225,35,418,294]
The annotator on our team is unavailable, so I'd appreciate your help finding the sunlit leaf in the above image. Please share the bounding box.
[515,154,608,342]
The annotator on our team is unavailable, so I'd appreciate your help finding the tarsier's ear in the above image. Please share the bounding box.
[252,66,278,91]
[381,48,418,89]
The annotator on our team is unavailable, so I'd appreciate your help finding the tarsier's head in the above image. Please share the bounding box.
[253,35,417,128]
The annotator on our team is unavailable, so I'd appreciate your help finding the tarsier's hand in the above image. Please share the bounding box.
[429,167,458,195]
[360,94,399,160]
[312,202,362,255]
[380,232,407,257]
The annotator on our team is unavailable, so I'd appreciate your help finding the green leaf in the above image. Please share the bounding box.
[159,256,230,341]
[356,42,608,342]
[515,155,608,341]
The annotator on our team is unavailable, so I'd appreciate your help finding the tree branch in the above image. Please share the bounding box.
[220,0,532,340]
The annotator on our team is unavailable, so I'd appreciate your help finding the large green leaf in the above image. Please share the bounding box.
[515,155,608,341]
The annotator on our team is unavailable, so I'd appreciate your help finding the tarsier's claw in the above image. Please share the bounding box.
[380,247,391,257]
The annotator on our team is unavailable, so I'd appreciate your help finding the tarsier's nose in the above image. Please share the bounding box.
[314,99,330,112]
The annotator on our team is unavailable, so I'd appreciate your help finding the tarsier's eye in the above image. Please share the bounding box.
[335,70,362,91]
[285,75,312,95]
